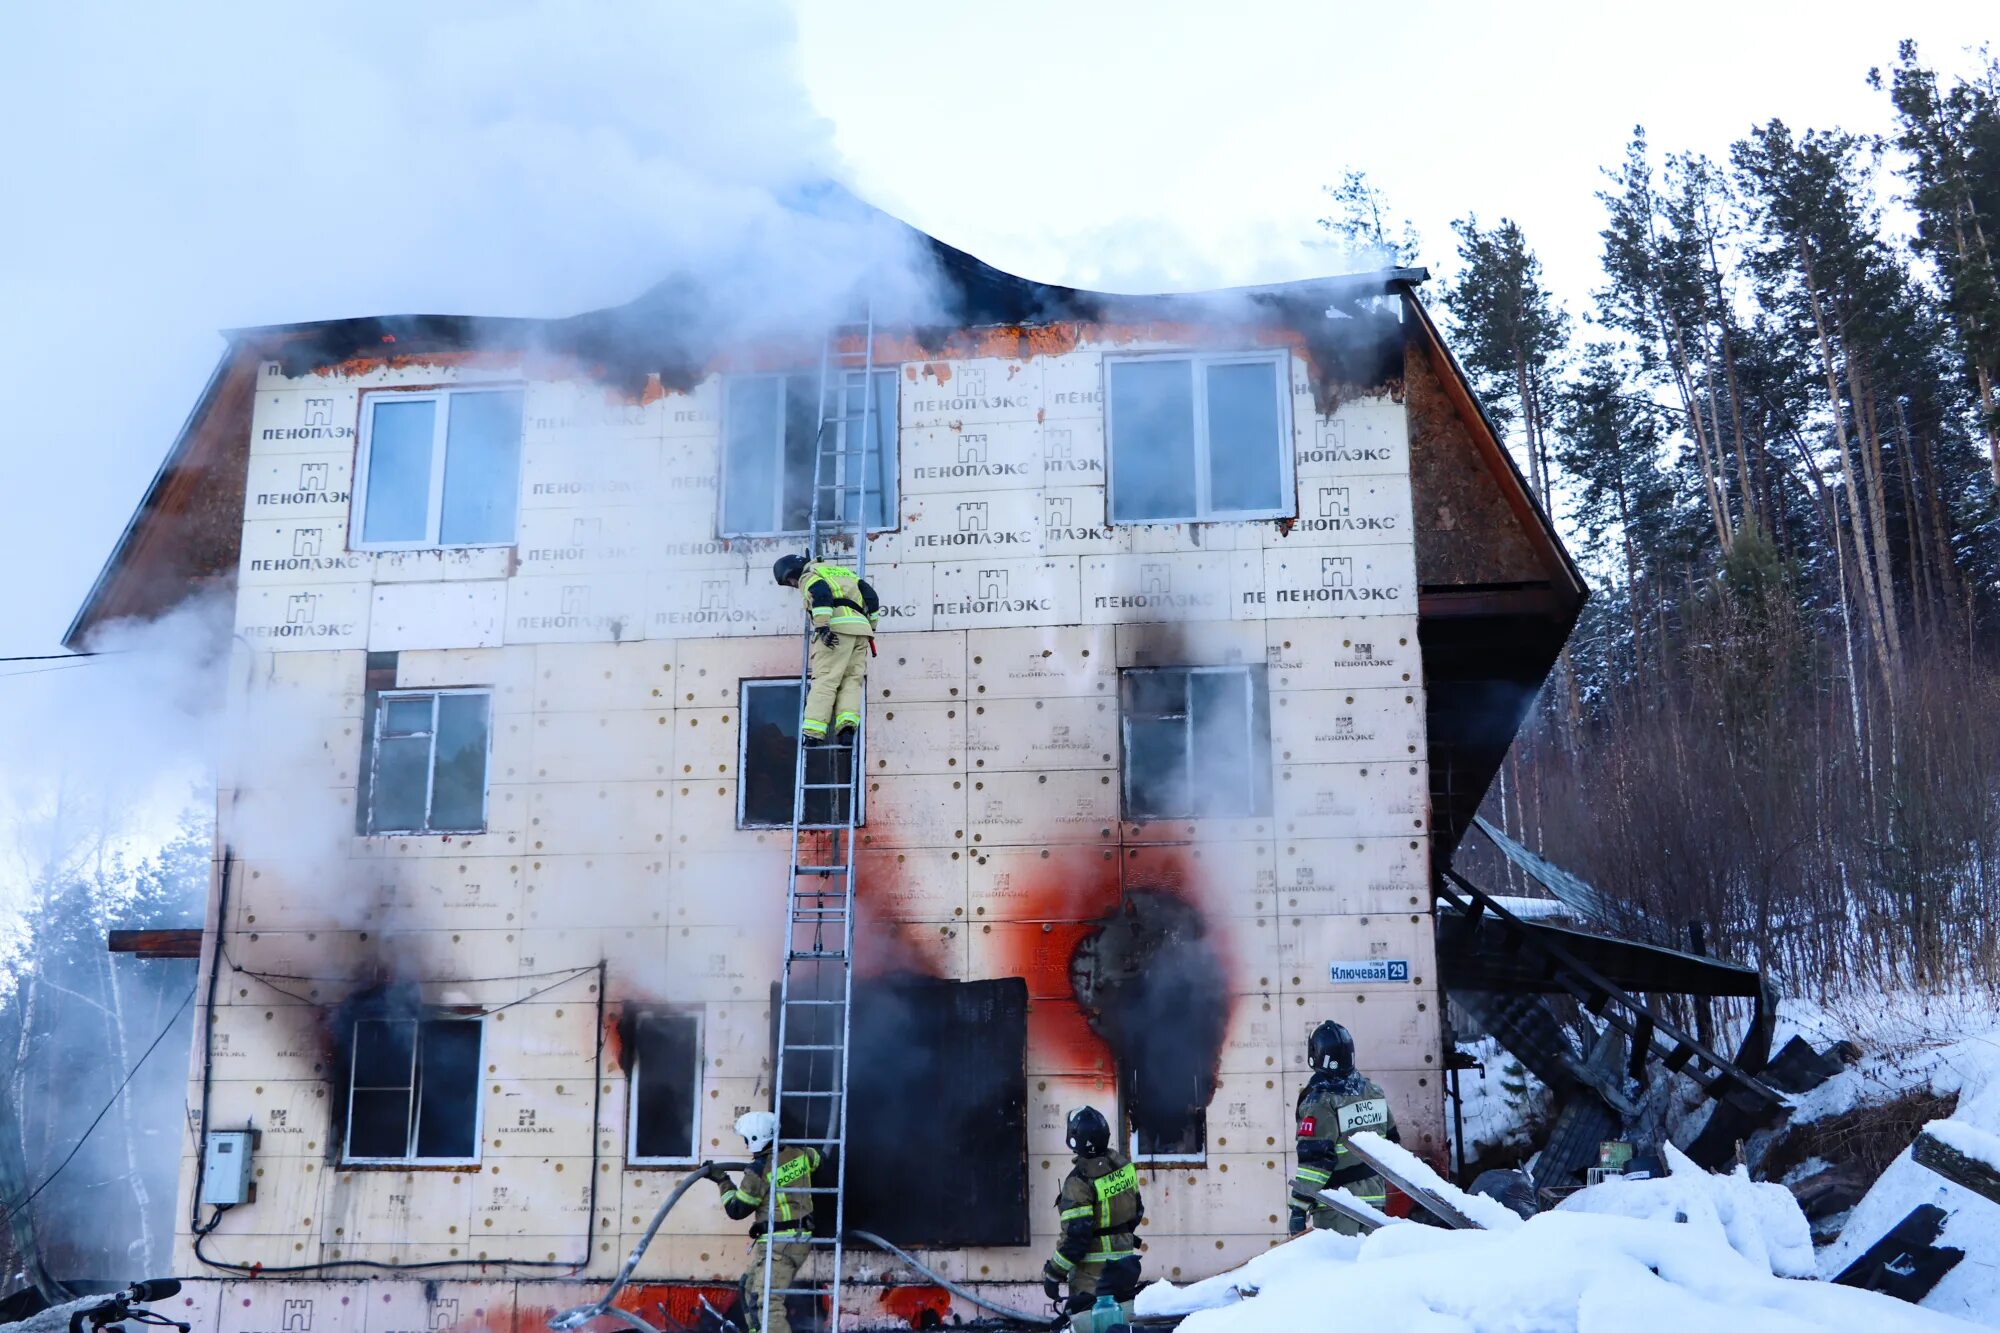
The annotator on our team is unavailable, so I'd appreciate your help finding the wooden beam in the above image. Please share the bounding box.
[1914,1130,2000,1206]
[1418,585,1568,619]
[106,928,202,959]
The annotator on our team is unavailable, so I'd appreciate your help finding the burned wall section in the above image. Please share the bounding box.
[187,309,1454,1294]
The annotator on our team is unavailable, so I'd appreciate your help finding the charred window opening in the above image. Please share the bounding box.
[354,387,524,548]
[1105,352,1291,524]
[343,1012,482,1164]
[365,689,492,834]
[776,975,1028,1247]
[1071,892,1227,1164]
[721,371,897,538]
[1121,666,1271,820]
[626,1009,701,1165]
[739,679,855,827]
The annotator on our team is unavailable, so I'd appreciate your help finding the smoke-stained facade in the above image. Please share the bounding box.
[72,225,1582,1330]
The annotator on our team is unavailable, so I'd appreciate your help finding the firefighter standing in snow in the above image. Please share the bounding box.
[706,1110,820,1333]
[1289,1019,1400,1235]
[1042,1106,1144,1312]
[774,554,880,744]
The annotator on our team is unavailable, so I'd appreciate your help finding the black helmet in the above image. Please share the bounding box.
[772,553,808,586]
[1309,1020,1355,1076]
[1065,1106,1110,1155]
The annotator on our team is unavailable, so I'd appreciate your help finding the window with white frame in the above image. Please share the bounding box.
[1120,666,1272,820]
[721,371,896,537]
[1105,352,1292,523]
[344,1015,483,1163]
[627,1010,701,1164]
[354,387,525,548]
[365,690,492,834]
[737,678,854,827]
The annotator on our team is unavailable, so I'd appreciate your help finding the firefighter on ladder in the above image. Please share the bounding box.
[773,554,881,747]
[705,1110,820,1333]
[1289,1019,1400,1234]
[1042,1106,1144,1316]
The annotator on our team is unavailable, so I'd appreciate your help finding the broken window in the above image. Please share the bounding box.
[627,1010,701,1164]
[344,1016,482,1163]
[738,678,853,827]
[1105,352,1290,523]
[1127,1071,1208,1163]
[798,975,1030,1246]
[365,689,491,834]
[1121,666,1271,820]
[355,387,524,548]
[720,371,897,537]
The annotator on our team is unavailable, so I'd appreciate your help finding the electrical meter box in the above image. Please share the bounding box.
[199,1130,255,1205]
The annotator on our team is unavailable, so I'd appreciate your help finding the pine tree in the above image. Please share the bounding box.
[1883,43,2000,491]
[1441,215,1569,510]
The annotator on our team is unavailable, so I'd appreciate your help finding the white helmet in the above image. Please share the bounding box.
[735,1110,779,1153]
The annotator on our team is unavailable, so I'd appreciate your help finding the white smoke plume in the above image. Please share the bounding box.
[0,1,925,658]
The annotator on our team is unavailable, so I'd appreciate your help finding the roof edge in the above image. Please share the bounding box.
[63,342,236,650]
[1402,289,1586,604]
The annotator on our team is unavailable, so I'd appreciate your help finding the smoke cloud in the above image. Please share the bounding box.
[0,1,899,656]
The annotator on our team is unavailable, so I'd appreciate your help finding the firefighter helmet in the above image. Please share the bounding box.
[772,553,808,586]
[1309,1019,1356,1075]
[1065,1106,1111,1156]
[735,1110,779,1153]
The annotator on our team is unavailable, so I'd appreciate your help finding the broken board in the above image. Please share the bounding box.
[1314,1186,1398,1234]
[1343,1131,1489,1230]
[1914,1130,2000,1208]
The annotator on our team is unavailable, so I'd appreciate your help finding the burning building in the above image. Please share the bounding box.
[68,198,1583,1329]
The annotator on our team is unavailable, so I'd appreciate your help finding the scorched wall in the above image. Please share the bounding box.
[186,324,1442,1311]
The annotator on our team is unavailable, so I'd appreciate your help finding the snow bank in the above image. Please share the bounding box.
[1136,1229,1362,1316]
[1797,992,2000,1325]
[1143,1207,1973,1332]
[1559,1144,1815,1277]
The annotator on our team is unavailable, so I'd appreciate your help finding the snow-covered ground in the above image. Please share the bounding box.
[1138,1146,1974,1331]
[1796,992,2000,1325]
[1449,1035,1551,1166]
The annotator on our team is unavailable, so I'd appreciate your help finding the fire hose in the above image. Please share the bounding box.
[549,1162,1048,1330]
[550,1161,750,1332]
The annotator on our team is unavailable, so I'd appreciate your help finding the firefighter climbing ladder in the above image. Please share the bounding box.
[764,307,878,1333]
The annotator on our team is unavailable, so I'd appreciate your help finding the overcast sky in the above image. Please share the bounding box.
[0,1,1990,663]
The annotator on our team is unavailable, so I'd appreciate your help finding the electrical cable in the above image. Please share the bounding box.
[0,651,104,663]
[222,952,598,1013]
[0,984,196,1228]
[0,660,104,681]
[190,865,607,1277]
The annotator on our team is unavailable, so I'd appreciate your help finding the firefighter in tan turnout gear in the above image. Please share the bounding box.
[1042,1106,1144,1315]
[707,1110,820,1333]
[774,553,881,746]
[1289,1020,1400,1235]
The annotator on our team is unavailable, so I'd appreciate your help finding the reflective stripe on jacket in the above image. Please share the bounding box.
[1291,1071,1396,1207]
[800,563,879,635]
[1049,1150,1142,1271]
[724,1145,822,1238]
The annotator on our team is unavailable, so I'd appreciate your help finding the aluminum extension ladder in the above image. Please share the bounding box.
[762,306,878,1333]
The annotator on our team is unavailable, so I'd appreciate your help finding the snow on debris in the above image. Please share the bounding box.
[1926,1119,2000,1171]
[1559,1144,1816,1277]
[1140,1179,1974,1332]
[1346,1130,1525,1230]
[1798,991,2000,1325]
